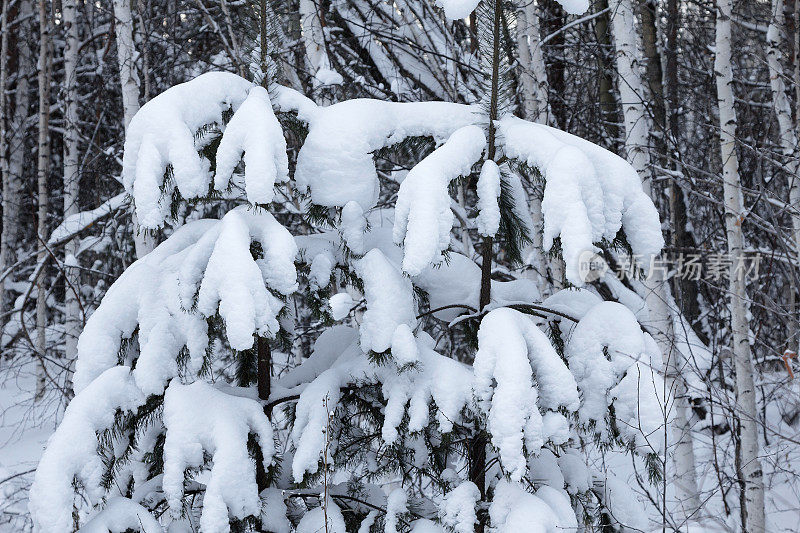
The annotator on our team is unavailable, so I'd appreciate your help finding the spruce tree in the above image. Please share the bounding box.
[29,1,671,531]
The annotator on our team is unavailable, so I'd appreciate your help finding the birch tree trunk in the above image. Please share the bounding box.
[113,0,155,258]
[516,0,549,123]
[610,0,649,175]
[714,0,766,529]
[610,0,700,518]
[766,0,800,354]
[63,0,81,364]
[114,0,139,131]
[661,0,702,329]
[516,0,563,289]
[515,0,565,289]
[299,0,328,72]
[300,0,338,104]
[35,0,52,401]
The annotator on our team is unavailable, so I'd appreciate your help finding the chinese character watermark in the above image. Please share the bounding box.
[577,250,763,284]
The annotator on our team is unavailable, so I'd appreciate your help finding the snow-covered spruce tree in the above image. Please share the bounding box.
[30,1,669,531]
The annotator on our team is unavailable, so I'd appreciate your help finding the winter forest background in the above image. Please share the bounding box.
[0,0,799,530]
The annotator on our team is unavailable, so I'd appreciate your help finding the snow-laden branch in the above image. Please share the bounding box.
[394,125,486,275]
[72,208,297,395]
[566,301,665,450]
[289,327,473,482]
[294,99,477,211]
[163,381,273,533]
[498,116,664,284]
[123,72,252,228]
[30,367,146,532]
[489,480,577,532]
[474,308,578,480]
[77,497,161,533]
[357,248,417,353]
[214,86,288,205]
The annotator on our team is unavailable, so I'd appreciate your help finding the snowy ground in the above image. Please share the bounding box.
[2,353,799,532]
[0,358,58,532]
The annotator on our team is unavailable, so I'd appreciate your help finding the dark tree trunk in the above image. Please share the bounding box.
[663,0,702,330]
[256,336,271,493]
[594,0,619,142]
[541,0,567,128]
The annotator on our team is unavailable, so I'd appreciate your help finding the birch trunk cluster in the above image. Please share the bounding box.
[715,1,766,530]
[609,0,702,519]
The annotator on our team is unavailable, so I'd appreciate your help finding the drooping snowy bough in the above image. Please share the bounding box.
[32,57,666,532]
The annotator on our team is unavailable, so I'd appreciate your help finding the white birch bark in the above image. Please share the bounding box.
[300,0,332,84]
[516,0,545,284]
[766,0,800,354]
[113,0,155,258]
[114,0,140,131]
[516,0,563,290]
[35,0,51,401]
[610,0,700,517]
[63,0,81,363]
[610,0,649,180]
[516,0,549,123]
[714,0,766,530]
